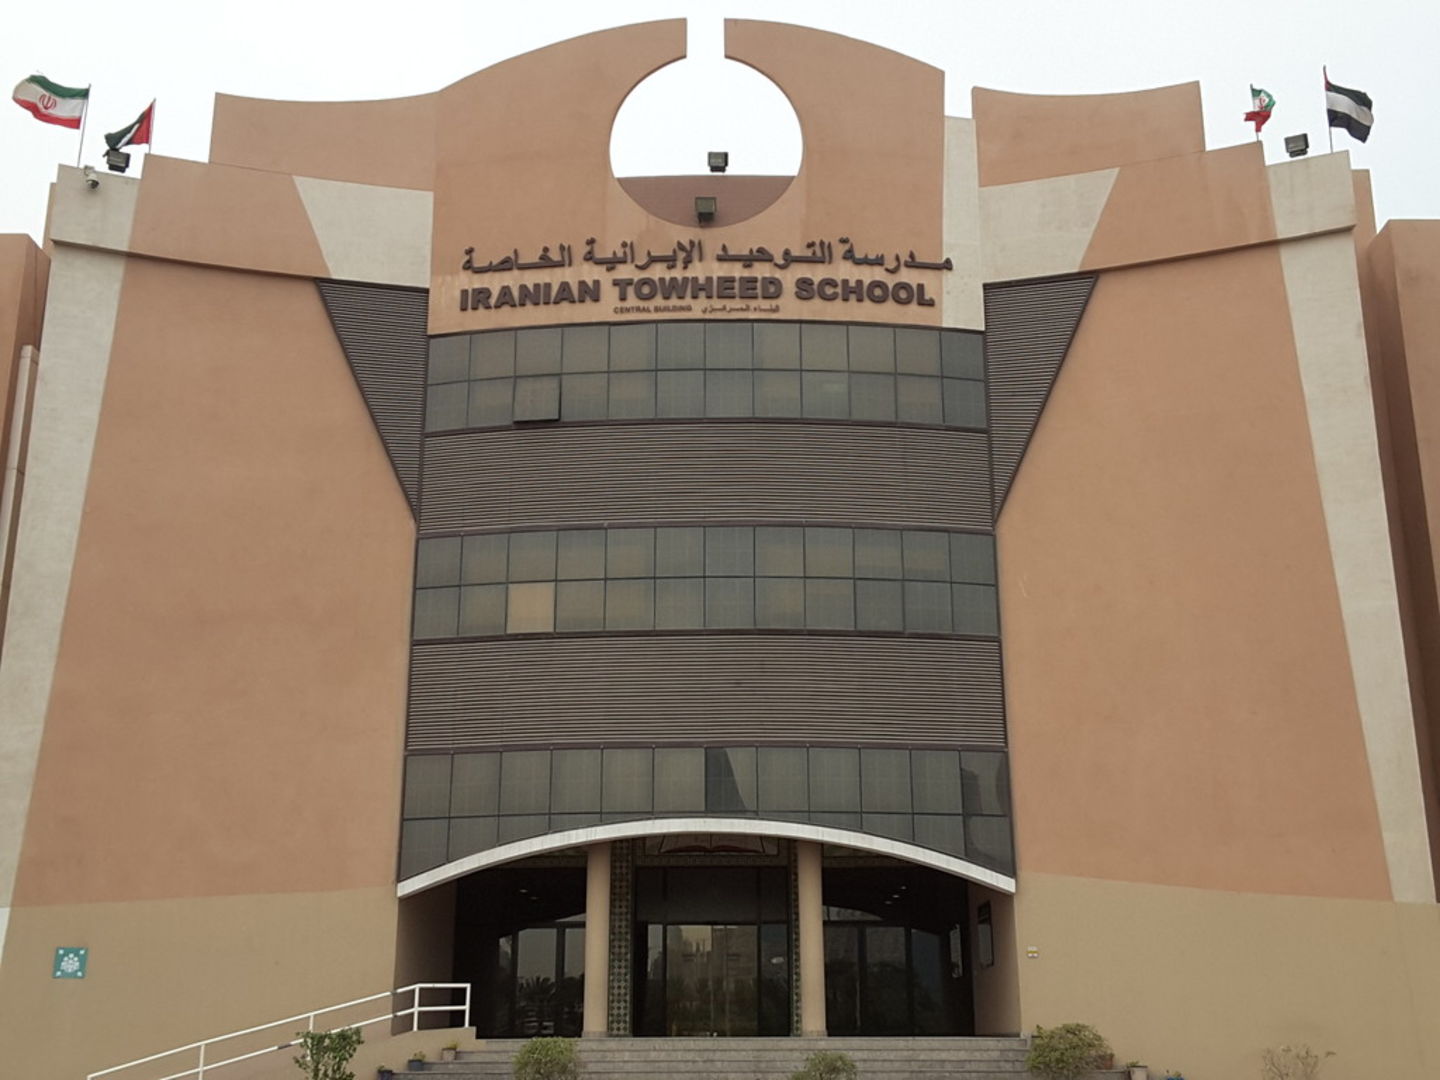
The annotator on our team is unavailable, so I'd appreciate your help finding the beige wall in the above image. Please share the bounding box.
[0,236,48,463]
[969,885,1019,1036]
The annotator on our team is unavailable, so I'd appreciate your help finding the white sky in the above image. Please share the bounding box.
[3,0,1437,243]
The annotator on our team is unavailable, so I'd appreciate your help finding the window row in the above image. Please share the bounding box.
[424,370,986,431]
[428,322,984,382]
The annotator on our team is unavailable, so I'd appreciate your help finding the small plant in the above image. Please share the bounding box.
[1026,1023,1113,1080]
[293,1028,364,1080]
[790,1050,858,1080]
[1261,1045,1335,1080]
[513,1037,580,1080]
[1164,1072,1185,1080]
[442,1042,459,1051]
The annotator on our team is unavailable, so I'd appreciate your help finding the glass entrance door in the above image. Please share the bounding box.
[664,925,759,1036]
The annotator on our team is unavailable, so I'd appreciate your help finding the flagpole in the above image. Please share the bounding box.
[74,84,91,167]
[1324,67,1334,154]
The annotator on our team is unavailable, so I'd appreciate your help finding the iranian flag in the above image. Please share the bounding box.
[12,74,89,129]
[1244,85,1275,133]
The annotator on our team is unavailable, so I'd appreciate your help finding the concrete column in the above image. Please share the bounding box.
[796,840,827,1036]
[582,842,612,1037]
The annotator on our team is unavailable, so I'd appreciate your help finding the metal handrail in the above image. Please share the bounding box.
[86,982,471,1080]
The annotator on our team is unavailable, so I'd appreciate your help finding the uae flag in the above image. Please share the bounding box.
[1245,85,1275,133]
[12,74,89,129]
[105,101,154,150]
[1326,70,1373,143]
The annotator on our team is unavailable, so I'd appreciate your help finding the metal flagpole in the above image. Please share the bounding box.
[74,84,91,167]
[1325,68,1334,153]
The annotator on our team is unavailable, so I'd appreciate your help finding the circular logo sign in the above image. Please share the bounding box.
[38,92,57,111]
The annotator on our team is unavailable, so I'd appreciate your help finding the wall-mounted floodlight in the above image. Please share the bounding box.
[695,196,717,224]
[1284,134,1309,159]
[708,151,729,174]
[105,148,131,173]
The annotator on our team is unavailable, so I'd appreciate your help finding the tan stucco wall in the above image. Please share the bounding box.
[0,235,48,447]
[1014,872,1440,1079]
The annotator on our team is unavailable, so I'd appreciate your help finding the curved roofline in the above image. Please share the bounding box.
[396,817,1016,897]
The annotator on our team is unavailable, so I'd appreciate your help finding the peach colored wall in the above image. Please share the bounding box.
[972,83,1204,187]
[1001,244,1391,899]
[0,235,48,441]
[969,885,1020,1036]
[13,256,413,906]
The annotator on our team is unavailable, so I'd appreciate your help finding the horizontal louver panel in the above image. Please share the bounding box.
[419,424,993,532]
[407,634,1004,750]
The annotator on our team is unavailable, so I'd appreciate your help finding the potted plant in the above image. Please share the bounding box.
[440,1041,459,1063]
[1126,1062,1147,1080]
[406,1051,426,1071]
[377,1068,394,1080]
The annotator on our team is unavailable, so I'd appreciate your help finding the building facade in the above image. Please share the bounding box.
[1,18,1439,1079]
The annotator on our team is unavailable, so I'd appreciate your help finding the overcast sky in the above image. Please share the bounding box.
[4,0,1436,243]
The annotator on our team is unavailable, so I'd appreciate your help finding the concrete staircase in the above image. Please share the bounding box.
[397,1036,1032,1080]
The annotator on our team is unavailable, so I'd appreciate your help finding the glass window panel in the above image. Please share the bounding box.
[609,372,656,419]
[654,748,705,812]
[706,747,757,813]
[861,748,912,812]
[603,748,653,812]
[655,578,704,629]
[610,323,656,370]
[555,580,604,631]
[468,378,513,427]
[607,528,655,578]
[809,747,860,811]
[806,579,855,630]
[428,335,470,384]
[606,579,655,630]
[854,529,903,579]
[754,322,800,368]
[705,370,753,417]
[800,323,847,370]
[862,813,913,841]
[810,811,862,831]
[848,325,895,372]
[706,577,754,628]
[561,373,607,421]
[515,327,562,374]
[914,815,967,857]
[855,579,904,632]
[656,527,704,577]
[425,381,468,431]
[802,371,849,418]
[705,323,753,368]
[462,533,508,584]
[416,537,461,587]
[897,376,943,424]
[657,322,704,368]
[904,530,950,581]
[758,747,809,812]
[754,371,802,416]
[471,330,515,379]
[905,581,952,633]
[413,587,459,638]
[756,578,805,628]
[705,527,753,575]
[950,533,996,584]
[508,531,557,581]
[850,373,896,422]
[912,750,963,813]
[966,816,1013,874]
[895,328,941,374]
[400,819,449,879]
[806,527,854,577]
[497,815,549,843]
[953,584,999,636]
[500,749,550,814]
[656,370,704,417]
[557,530,606,579]
[513,375,560,421]
[506,581,555,633]
[962,752,1010,815]
[550,812,601,831]
[562,325,608,372]
[403,754,451,818]
[448,816,499,860]
[459,584,507,635]
[451,752,500,815]
[943,378,986,428]
[941,331,984,379]
[755,527,804,576]
[551,748,602,812]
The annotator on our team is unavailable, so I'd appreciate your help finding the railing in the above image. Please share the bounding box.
[86,982,471,1080]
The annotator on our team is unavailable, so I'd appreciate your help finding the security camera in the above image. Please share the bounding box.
[82,165,99,190]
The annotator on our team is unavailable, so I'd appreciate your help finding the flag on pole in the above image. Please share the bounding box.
[1244,85,1275,133]
[12,74,89,129]
[105,101,154,150]
[1325,70,1373,143]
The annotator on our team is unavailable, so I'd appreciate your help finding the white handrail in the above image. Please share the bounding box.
[86,982,471,1080]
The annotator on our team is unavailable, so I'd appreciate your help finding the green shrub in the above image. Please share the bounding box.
[1026,1023,1113,1080]
[513,1037,580,1080]
[1261,1045,1334,1080]
[293,1027,363,1080]
[791,1049,858,1080]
